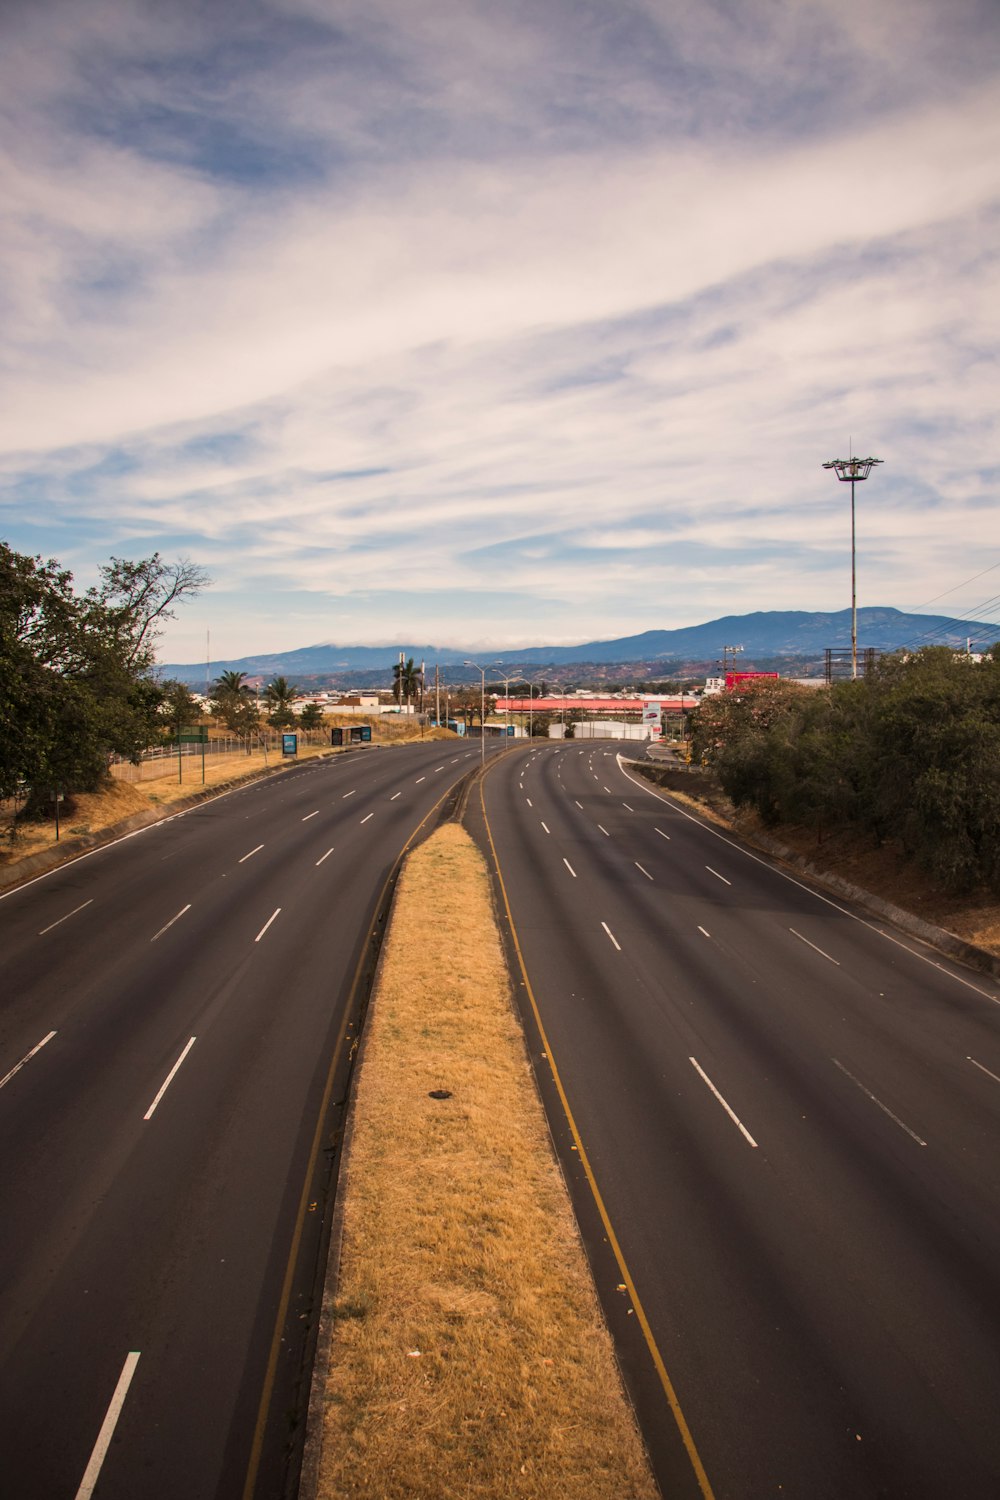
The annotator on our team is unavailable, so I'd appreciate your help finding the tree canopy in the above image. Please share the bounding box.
[1,543,207,811]
[689,648,1000,892]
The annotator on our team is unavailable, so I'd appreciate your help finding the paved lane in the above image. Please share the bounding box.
[478,741,1000,1500]
[0,742,482,1500]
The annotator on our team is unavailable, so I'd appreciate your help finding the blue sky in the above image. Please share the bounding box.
[1,0,998,664]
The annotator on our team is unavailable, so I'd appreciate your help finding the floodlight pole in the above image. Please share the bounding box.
[822,454,883,678]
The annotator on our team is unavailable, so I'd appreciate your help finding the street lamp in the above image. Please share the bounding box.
[491,665,523,740]
[823,453,883,679]
[464,662,487,766]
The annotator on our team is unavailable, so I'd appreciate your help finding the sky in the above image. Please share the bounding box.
[1,0,998,666]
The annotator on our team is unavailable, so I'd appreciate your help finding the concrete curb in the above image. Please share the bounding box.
[625,760,1000,984]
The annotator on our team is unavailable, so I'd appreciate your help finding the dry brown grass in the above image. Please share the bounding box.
[313,824,657,1500]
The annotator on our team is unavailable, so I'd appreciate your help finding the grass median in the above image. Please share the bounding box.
[310,823,657,1500]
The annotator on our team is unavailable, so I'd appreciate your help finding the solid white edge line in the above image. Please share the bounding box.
[789,927,840,965]
[0,1030,57,1091]
[968,1055,1000,1087]
[705,865,732,886]
[150,904,192,943]
[144,1037,196,1121]
[689,1057,758,1147]
[601,921,621,950]
[238,844,264,863]
[832,1058,927,1145]
[38,898,93,935]
[74,1351,141,1500]
[316,848,335,865]
[615,755,1000,1005]
[255,908,281,942]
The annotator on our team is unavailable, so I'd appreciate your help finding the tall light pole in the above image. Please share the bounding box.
[823,453,883,679]
[491,665,523,739]
[464,662,487,766]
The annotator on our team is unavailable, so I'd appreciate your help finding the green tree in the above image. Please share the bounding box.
[159,679,202,741]
[211,671,260,748]
[1,543,206,815]
[264,675,298,728]
[299,702,325,730]
[393,657,422,707]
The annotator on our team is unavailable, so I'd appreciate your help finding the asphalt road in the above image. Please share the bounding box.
[0,740,487,1500]
[477,741,1000,1500]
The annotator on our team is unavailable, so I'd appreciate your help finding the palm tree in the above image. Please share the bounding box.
[214,669,249,697]
[264,675,298,727]
[392,657,422,709]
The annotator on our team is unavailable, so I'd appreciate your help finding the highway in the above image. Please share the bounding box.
[477,741,1000,1500]
[0,741,484,1500]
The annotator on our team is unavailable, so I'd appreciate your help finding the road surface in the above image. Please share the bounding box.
[477,741,1000,1500]
[0,742,485,1500]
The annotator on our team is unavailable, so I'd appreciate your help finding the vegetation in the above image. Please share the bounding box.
[392,656,423,707]
[690,648,1000,893]
[263,674,298,727]
[298,702,325,730]
[1,543,207,817]
[210,670,261,747]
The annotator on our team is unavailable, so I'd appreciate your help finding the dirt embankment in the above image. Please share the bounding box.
[306,824,656,1500]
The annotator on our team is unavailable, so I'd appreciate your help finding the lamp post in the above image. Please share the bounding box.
[464,662,487,766]
[491,665,522,739]
[823,453,883,679]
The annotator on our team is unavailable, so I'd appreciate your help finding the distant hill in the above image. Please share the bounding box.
[158,607,997,686]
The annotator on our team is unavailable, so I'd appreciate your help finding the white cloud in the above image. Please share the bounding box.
[0,0,997,660]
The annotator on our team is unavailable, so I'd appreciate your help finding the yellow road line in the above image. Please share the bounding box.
[479,776,717,1500]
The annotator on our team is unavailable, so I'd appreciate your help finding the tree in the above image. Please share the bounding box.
[211,671,260,747]
[392,657,422,707]
[264,675,298,728]
[159,679,202,740]
[86,554,209,671]
[1,543,207,814]
[299,702,325,730]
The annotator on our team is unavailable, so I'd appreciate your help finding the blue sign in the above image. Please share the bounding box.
[282,733,298,756]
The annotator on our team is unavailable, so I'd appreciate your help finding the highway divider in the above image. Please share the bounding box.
[302,823,657,1500]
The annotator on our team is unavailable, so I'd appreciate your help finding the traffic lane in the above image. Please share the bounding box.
[482,786,900,1496]
[511,752,1000,1225]
[0,744,475,1062]
[0,750,468,1321]
[0,845,368,1500]
[572,761,1000,1171]
[0,744,476,1494]
[485,762,1000,1500]
[0,749,470,1498]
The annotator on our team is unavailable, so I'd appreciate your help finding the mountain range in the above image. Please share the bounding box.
[158,607,997,687]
